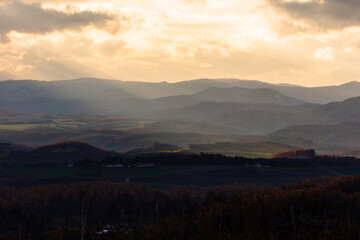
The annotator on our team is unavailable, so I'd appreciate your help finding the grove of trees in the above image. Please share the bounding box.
[3,176,360,239]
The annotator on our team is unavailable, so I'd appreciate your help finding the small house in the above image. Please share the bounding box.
[66,163,74,168]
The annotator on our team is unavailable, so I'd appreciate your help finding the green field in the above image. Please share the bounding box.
[0,124,55,130]
[0,122,84,130]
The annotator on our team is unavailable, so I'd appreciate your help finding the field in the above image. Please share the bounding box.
[0,115,147,131]
[0,120,85,130]
[0,124,55,130]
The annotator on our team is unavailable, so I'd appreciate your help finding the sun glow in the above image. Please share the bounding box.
[0,0,359,85]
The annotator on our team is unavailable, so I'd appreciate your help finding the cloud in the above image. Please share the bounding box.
[268,0,360,30]
[314,46,334,60]
[0,0,113,39]
[269,0,360,30]
[181,0,206,4]
[1,0,360,86]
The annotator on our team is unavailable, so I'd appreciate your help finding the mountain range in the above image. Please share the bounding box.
[1,78,360,103]
[1,78,360,154]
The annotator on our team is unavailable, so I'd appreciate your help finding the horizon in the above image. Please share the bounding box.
[1,77,359,88]
[1,0,360,86]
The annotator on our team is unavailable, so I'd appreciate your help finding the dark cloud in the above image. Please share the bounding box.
[0,0,113,37]
[269,0,360,30]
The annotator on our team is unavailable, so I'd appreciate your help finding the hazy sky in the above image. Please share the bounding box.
[1,0,360,86]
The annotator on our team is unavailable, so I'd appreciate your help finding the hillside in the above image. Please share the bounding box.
[0,87,305,117]
[150,87,305,110]
[309,97,360,123]
[268,122,360,148]
[1,141,116,164]
[156,96,360,134]
[157,102,316,134]
[1,78,360,104]
[189,141,298,153]
[144,119,243,135]
[194,87,305,105]
[270,149,316,159]
[30,141,107,154]
[270,81,360,104]
[0,142,30,153]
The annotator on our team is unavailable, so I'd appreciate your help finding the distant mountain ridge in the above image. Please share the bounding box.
[1,78,360,141]
[0,85,305,116]
[0,79,134,101]
[1,78,360,103]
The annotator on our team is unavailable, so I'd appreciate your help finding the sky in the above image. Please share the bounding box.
[0,0,360,86]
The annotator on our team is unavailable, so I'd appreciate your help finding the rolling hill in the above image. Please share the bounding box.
[156,102,316,134]
[3,141,116,164]
[268,122,360,148]
[156,96,360,135]
[30,141,107,154]
[269,81,360,104]
[309,97,360,123]
[149,87,305,109]
[193,87,305,105]
[189,141,298,153]
[143,119,243,135]
[0,86,306,117]
[0,142,30,153]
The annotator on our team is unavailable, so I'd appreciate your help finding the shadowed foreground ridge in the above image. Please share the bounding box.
[270,149,316,159]
[30,141,107,154]
[2,176,360,239]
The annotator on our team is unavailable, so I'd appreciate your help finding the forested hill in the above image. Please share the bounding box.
[2,176,360,239]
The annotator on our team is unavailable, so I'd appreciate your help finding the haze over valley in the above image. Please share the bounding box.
[1,78,360,154]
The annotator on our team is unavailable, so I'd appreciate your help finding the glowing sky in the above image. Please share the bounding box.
[1,0,360,86]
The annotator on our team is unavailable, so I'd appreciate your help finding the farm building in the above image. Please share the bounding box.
[106,164,123,168]
[136,163,155,167]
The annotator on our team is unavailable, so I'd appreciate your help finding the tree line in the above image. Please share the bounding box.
[3,176,360,239]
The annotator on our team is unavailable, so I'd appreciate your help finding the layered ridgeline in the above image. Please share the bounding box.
[0,86,305,116]
[0,78,360,156]
[0,78,359,116]
[1,78,360,103]
[157,97,360,135]
[0,78,359,132]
